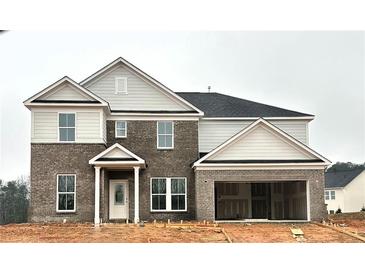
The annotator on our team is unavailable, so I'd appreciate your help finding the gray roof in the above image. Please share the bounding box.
[176,92,313,118]
[325,169,364,188]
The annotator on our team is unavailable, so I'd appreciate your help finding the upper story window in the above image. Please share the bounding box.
[59,113,75,142]
[330,190,335,200]
[115,121,127,138]
[325,191,329,200]
[157,121,174,149]
[115,77,128,94]
[57,174,76,212]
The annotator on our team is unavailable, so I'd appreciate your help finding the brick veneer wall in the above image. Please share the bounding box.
[30,143,106,222]
[195,169,327,221]
[106,120,199,221]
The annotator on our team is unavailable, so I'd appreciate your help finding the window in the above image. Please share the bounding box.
[59,113,75,142]
[115,121,127,138]
[171,178,186,210]
[151,177,187,211]
[57,175,76,212]
[115,77,128,94]
[325,191,330,200]
[151,178,166,210]
[330,190,336,200]
[157,121,174,149]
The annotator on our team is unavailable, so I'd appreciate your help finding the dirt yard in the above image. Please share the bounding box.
[220,223,363,243]
[0,221,364,243]
[328,212,365,237]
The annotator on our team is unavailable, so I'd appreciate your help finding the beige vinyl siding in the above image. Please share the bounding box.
[76,112,102,142]
[85,64,190,111]
[199,120,308,152]
[32,112,58,142]
[210,125,314,161]
[102,111,107,142]
[31,109,104,143]
[39,83,94,101]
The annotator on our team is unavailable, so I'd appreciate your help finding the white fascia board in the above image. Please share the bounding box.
[108,116,199,121]
[79,57,204,116]
[193,118,331,167]
[23,76,109,109]
[201,116,315,121]
[194,163,327,171]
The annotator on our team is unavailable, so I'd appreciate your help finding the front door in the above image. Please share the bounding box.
[109,180,129,220]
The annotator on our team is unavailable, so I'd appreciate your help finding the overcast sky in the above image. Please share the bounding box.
[0,31,364,181]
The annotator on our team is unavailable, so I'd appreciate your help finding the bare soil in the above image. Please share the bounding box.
[220,223,363,243]
[0,223,227,243]
[0,221,363,243]
[328,212,365,237]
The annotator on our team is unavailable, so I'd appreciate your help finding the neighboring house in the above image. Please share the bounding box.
[325,169,365,214]
[23,57,331,225]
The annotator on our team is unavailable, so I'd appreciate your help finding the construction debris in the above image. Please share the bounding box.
[290,227,306,242]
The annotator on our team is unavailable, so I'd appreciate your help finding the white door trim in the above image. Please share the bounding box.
[109,179,129,220]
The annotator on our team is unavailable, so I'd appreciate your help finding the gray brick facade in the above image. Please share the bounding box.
[30,122,326,223]
[30,143,106,222]
[195,169,327,221]
[106,120,199,221]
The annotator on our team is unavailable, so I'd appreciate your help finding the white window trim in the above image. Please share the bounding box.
[157,121,174,150]
[325,190,330,200]
[150,177,187,212]
[115,77,128,94]
[58,112,76,143]
[115,121,127,138]
[56,174,76,213]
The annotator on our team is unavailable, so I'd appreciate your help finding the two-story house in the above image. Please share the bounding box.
[24,57,331,225]
[325,169,365,214]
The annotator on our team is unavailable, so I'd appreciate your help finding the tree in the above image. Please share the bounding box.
[326,162,365,172]
[0,176,30,225]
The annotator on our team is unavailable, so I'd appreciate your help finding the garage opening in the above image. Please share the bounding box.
[214,181,308,221]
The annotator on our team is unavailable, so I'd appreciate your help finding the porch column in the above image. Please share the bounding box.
[134,166,140,224]
[94,166,101,226]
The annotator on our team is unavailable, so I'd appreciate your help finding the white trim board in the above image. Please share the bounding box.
[202,116,314,121]
[79,57,204,116]
[24,76,109,109]
[193,118,331,168]
[89,143,145,166]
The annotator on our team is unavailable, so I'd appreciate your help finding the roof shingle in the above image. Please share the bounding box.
[325,169,364,188]
[176,92,313,118]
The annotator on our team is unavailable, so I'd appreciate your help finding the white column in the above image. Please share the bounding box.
[94,166,101,226]
[134,166,140,224]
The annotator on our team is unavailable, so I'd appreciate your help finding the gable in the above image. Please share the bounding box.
[209,125,314,161]
[38,83,95,101]
[84,64,193,111]
[89,143,145,165]
[194,118,330,167]
[24,76,108,108]
[102,146,133,159]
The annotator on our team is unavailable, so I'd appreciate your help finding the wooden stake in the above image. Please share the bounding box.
[168,219,171,224]
[153,219,157,227]
[181,220,183,224]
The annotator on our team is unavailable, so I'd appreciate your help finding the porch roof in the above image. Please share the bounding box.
[89,143,145,168]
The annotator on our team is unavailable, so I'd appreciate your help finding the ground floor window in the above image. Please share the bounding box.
[325,190,335,200]
[151,177,187,211]
[57,174,76,212]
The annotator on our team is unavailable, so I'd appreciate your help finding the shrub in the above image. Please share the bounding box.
[335,208,342,214]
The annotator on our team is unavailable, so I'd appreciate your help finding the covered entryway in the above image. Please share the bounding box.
[89,143,146,226]
[214,181,308,221]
